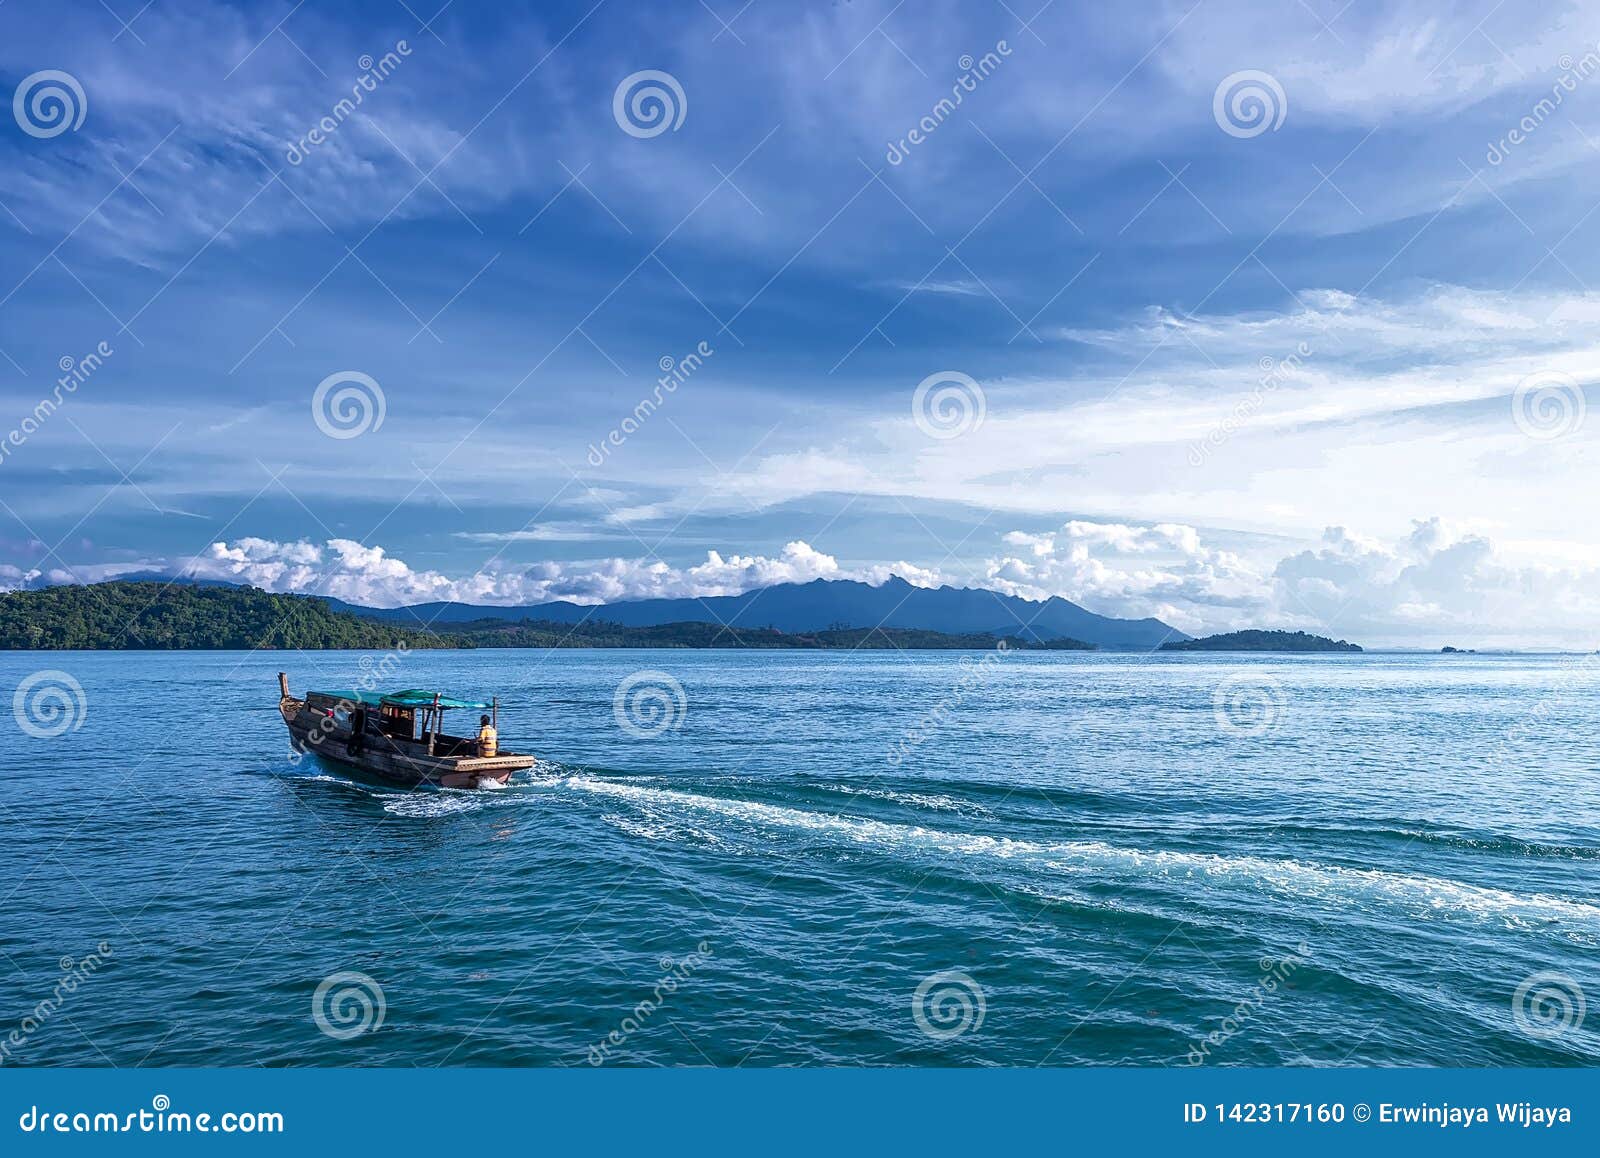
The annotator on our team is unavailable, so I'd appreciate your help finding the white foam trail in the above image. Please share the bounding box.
[827,783,983,814]
[569,777,1600,930]
[600,811,734,850]
[381,792,488,818]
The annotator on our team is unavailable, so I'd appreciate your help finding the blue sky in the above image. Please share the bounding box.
[2,0,1600,644]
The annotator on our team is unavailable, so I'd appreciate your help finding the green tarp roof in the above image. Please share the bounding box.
[308,689,492,710]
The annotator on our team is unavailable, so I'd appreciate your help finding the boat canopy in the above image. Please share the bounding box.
[306,689,494,711]
[381,690,493,710]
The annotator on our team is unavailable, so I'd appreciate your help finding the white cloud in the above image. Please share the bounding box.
[985,521,1274,633]
[182,537,940,608]
[1154,0,1592,122]
[702,283,1600,564]
[0,1,573,256]
[888,278,988,297]
[985,516,1600,647]
[453,525,634,543]
[0,561,159,589]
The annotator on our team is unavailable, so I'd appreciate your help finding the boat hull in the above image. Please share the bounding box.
[280,699,535,788]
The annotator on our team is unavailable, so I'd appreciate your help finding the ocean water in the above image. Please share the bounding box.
[2,648,1597,1067]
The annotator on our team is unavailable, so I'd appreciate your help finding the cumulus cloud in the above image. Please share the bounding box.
[0,561,162,589]
[984,516,1600,646]
[1268,519,1600,644]
[985,521,1274,633]
[181,537,941,608]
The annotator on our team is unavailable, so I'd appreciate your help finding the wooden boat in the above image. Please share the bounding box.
[277,673,537,788]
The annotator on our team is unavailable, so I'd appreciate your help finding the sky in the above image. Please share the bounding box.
[1,0,1599,646]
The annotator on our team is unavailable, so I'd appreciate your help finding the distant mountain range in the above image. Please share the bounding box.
[0,579,1181,651]
[5,577,1396,652]
[327,576,1188,650]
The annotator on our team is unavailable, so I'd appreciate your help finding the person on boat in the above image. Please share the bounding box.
[476,715,497,758]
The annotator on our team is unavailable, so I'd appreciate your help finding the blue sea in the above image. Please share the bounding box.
[2,648,1597,1067]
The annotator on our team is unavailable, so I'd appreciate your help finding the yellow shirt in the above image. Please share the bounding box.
[476,724,498,757]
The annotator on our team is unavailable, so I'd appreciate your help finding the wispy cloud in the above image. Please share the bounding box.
[886,278,988,297]
[452,525,634,543]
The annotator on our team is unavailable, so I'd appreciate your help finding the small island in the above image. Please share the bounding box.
[1440,646,1476,654]
[1160,629,1363,653]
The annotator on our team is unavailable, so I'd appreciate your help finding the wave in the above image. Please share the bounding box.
[380,792,491,817]
[598,811,737,851]
[1231,815,1600,863]
[1384,824,1600,862]
[822,783,984,814]
[567,777,1600,932]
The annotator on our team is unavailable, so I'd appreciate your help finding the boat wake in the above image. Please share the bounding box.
[821,782,985,814]
[381,792,491,818]
[566,776,1600,937]
[599,810,739,850]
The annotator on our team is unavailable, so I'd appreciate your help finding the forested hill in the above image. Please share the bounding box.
[1160,629,1363,653]
[0,583,454,650]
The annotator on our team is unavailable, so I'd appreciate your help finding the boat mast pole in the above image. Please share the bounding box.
[429,692,439,756]
[492,697,498,729]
